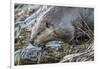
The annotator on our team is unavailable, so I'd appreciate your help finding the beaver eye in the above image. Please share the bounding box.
[37,32,40,35]
[45,21,53,28]
[45,22,49,28]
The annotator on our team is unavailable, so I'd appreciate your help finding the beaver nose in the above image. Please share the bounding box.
[29,40,40,47]
[29,40,34,45]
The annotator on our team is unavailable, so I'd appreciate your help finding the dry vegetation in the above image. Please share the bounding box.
[14,4,94,65]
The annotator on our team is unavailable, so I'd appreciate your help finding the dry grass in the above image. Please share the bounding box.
[14,4,94,65]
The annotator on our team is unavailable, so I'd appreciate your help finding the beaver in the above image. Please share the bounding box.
[30,6,94,46]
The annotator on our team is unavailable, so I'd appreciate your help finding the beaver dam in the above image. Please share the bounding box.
[14,4,94,65]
